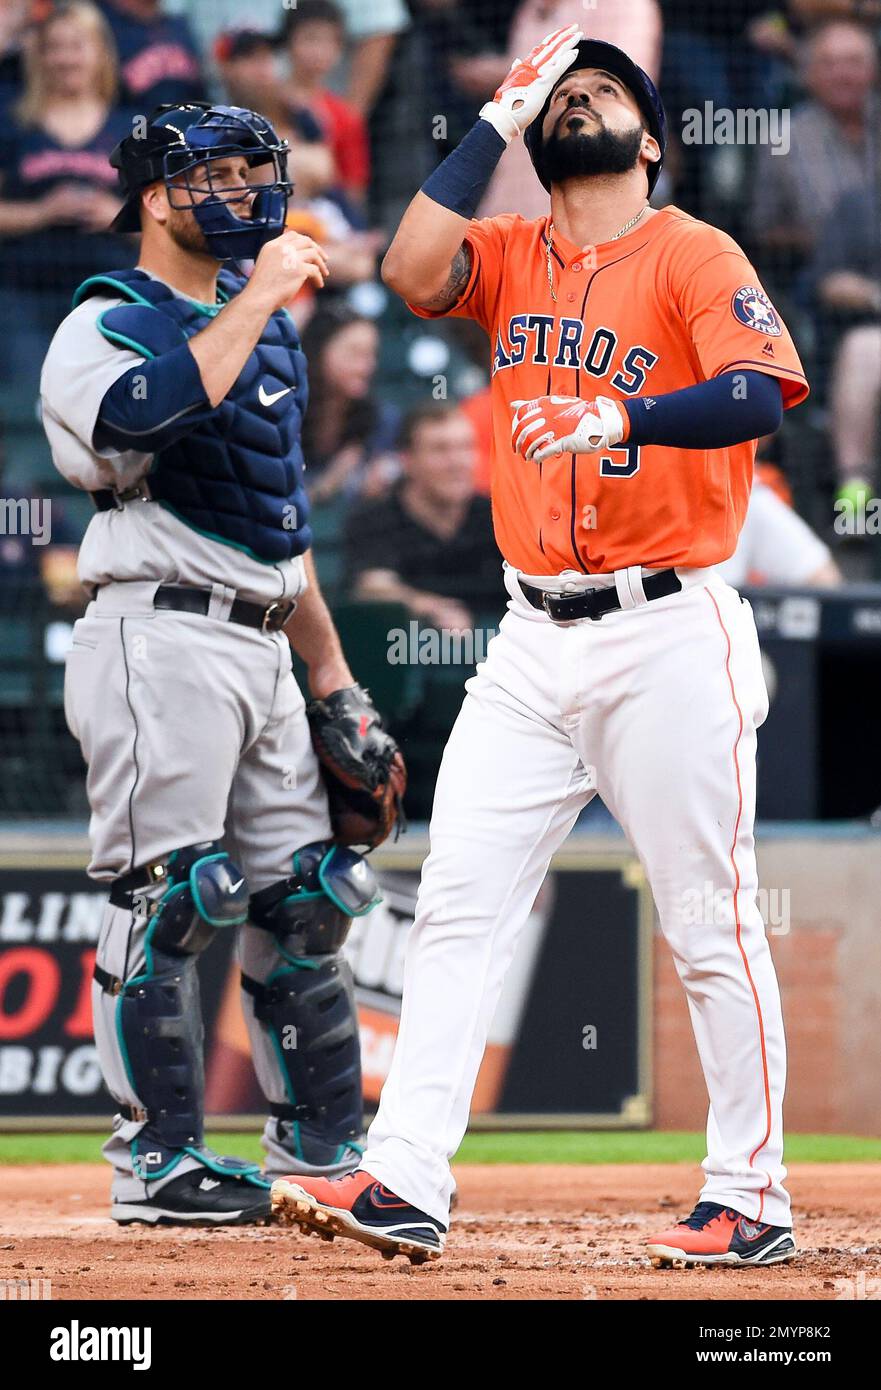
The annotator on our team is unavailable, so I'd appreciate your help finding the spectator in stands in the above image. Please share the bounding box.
[300,306,399,503]
[212,24,381,306]
[660,2,798,216]
[829,323,881,498]
[356,5,440,230]
[169,0,409,121]
[399,0,511,154]
[749,21,880,263]
[718,477,842,587]
[332,0,411,118]
[813,185,881,322]
[0,1,131,401]
[479,0,663,220]
[213,27,336,204]
[789,0,881,22]
[812,185,881,495]
[344,399,505,820]
[661,2,797,115]
[283,195,384,315]
[344,401,503,631]
[213,26,279,114]
[443,0,519,63]
[98,0,206,110]
[828,319,872,500]
[0,0,39,113]
[279,1,371,215]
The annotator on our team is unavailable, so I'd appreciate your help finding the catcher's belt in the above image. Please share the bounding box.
[148,582,296,633]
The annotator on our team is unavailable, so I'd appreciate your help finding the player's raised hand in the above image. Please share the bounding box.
[479,24,583,143]
[247,230,330,312]
[511,395,627,463]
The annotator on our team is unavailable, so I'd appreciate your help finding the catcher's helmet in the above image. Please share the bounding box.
[109,102,292,260]
[523,39,667,196]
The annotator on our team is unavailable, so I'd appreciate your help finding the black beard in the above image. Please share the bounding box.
[542,116,644,185]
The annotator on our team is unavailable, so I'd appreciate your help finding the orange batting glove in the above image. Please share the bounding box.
[479,24,583,143]
[511,395,629,463]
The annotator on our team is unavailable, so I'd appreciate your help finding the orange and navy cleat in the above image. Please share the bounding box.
[271,1169,446,1265]
[646,1201,796,1267]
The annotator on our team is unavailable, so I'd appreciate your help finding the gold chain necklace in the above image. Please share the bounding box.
[546,205,648,302]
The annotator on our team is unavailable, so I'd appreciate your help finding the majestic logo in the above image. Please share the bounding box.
[258,383,293,407]
[731,286,782,337]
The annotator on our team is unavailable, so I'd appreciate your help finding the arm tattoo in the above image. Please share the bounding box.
[420,243,473,309]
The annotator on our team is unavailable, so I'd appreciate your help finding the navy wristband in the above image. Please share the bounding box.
[421,119,507,219]
[624,371,783,449]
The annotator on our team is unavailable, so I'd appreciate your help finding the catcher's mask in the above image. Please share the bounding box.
[523,39,667,196]
[109,102,292,261]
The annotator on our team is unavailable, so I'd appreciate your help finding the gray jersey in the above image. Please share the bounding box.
[40,283,306,605]
[54,278,333,1198]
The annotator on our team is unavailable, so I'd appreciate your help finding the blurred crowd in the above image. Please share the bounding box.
[0,1,879,754]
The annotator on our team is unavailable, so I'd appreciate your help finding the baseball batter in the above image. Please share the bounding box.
[270,28,809,1268]
[40,102,404,1226]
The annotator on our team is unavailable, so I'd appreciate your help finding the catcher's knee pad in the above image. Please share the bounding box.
[248,840,380,959]
[107,841,250,954]
[244,841,380,1149]
[95,842,249,1171]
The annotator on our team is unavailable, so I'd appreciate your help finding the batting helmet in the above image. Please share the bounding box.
[523,39,667,196]
[109,102,292,260]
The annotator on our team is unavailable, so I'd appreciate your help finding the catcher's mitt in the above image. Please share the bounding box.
[306,684,406,850]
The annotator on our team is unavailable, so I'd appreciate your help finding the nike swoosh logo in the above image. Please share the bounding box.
[738,1220,768,1240]
[369,1184,410,1210]
[259,384,293,407]
[230,878,245,892]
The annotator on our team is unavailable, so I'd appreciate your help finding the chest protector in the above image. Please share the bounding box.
[73,267,311,563]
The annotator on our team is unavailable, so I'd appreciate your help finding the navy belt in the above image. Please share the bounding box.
[520,568,681,622]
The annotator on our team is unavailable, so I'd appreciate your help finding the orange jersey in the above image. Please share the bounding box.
[410,206,808,574]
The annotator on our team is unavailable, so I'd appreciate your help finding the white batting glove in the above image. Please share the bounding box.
[511,396,627,463]
[479,24,584,144]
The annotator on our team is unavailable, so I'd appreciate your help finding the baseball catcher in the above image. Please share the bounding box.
[41,102,403,1225]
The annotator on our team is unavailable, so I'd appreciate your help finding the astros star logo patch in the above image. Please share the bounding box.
[731,285,782,337]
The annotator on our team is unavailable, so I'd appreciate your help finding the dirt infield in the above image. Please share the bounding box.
[1,1163,879,1301]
